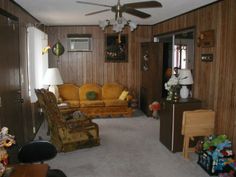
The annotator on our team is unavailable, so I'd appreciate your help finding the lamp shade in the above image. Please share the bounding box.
[43,68,63,85]
[178,69,193,85]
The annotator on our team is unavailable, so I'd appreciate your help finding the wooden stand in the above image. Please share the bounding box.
[159,98,201,152]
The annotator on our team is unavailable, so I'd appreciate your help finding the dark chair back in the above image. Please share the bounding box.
[18,140,57,163]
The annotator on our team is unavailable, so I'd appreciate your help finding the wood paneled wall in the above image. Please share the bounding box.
[1,0,236,154]
[46,26,152,97]
[152,0,236,152]
[0,0,40,142]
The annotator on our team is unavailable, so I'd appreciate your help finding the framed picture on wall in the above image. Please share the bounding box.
[105,34,128,62]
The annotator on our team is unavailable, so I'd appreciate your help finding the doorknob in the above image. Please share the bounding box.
[17,98,24,103]
[16,90,24,103]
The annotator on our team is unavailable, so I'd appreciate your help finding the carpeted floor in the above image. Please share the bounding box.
[37,111,209,177]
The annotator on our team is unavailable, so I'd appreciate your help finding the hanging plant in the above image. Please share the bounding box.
[52,40,65,57]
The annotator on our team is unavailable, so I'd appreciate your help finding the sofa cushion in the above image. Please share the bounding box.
[58,84,80,100]
[79,84,102,101]
[80,100,104,108]
[64,100,80,108]
[102,83,123,100]
[103,99,128,107]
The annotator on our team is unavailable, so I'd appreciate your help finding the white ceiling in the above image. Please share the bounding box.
[14,0,218,26]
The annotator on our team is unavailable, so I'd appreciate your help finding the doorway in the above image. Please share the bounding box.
[154,29,195,98]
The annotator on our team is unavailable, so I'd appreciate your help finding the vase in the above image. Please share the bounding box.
[166,91,173,101]
[173,89,179,102]
[166,86,180,102]
[172,85,180,102]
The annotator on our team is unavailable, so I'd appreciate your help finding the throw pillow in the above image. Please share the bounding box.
[86,91,97,100]
[119,90,129,100]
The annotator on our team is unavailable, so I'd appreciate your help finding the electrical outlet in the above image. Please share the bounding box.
[201,54,213,62]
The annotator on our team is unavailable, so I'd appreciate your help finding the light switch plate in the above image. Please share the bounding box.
[201,53,213,62]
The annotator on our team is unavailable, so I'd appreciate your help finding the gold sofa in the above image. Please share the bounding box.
[58,83,133,118]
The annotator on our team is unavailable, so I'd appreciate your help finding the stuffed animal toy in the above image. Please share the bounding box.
[0,127,15,176]
[203,135,228,150]
[212,140,232,160]
[0,127,15,148]
[149,101,161,119]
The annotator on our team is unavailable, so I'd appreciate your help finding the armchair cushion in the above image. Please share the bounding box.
[102,83,123,100]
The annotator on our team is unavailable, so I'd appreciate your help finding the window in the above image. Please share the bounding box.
[174,44,187,69]
[27,26,48,103]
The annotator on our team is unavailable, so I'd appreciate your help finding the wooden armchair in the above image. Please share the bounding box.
[35,89,100,152]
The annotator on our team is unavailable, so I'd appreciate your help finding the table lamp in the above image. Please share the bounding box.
[43,68,63,100]
[178,69,193,99]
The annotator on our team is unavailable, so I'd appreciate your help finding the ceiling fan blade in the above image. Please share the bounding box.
[125,8,151,18]
[76,1,112,8]
[85,9,110,16]
[124,1,162,9]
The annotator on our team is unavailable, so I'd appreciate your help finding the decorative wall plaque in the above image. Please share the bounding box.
[197,30,215,48]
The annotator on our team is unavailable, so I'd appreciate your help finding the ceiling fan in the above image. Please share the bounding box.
[76,0,162,19]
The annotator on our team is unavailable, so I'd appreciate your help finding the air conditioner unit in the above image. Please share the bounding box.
[67,34,92,52]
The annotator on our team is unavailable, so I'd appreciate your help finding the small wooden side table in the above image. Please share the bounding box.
[159,98,202,152]
[8,164,48,177]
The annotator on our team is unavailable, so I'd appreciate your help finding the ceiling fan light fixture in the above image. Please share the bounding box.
[117,17,126,24]
[77,0,162,32]
[128,21,137,31]
[99,17,137,33]
[112,23,122,32]
[99,20,109,30]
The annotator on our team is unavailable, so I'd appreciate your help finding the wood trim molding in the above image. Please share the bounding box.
[9,0,40,22]
[0,8,18,21]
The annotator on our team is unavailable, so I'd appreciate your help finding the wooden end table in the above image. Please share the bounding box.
[7,164,48,177]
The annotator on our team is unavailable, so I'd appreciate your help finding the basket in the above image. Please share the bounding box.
[198,151,232,176]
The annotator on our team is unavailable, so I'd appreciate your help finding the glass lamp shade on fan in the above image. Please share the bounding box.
[43,68,63,100]
[178,69,193,99]
[99,17,137,33]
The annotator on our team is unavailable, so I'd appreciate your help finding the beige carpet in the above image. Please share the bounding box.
[37,111,209,177]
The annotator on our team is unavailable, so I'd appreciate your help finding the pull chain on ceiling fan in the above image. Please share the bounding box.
[76,0,162,33]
